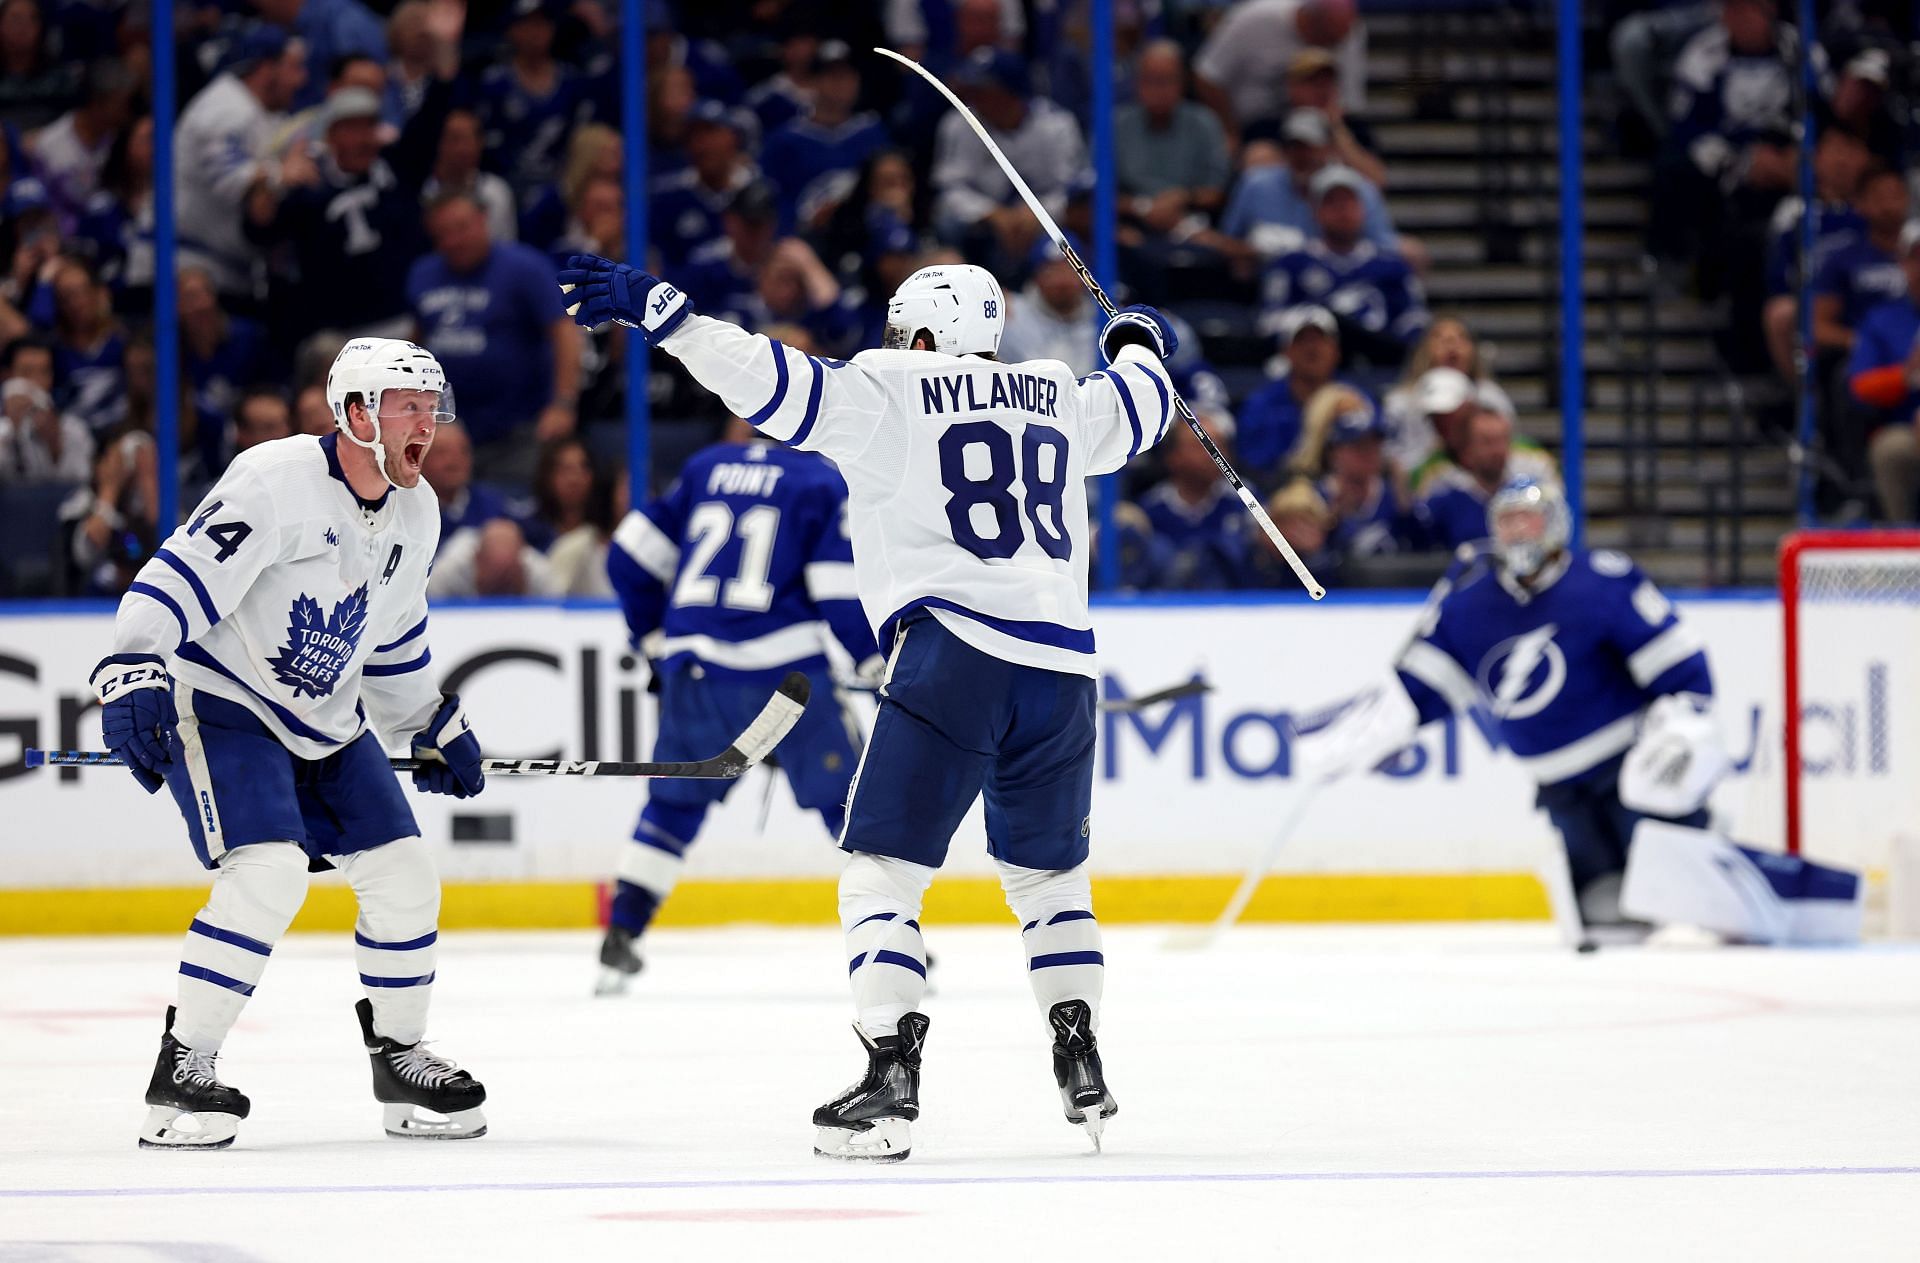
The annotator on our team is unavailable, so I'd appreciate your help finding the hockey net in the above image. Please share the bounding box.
[1781,530,1920,934]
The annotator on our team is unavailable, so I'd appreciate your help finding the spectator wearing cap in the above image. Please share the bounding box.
[423,107,519,244]
[245,33,460,351]
[1194,0,1365,147]
[1216,108,1396,259]
[0,373,91,481]
[761,43,889,233]
[1827,48,1902,163]
[1237,304,1356,485]
[0,0,81,130]
[1262,165,1427,368]
[649,100,756,269]
[75,114,156,319]
[250,0,387,112]
[175,25,309,302]
[1414,406,1560,551]
[1844,223,1920,520]
[1402,366,1520,497]
[179,266,270,476]
[1649,0,1800,291]
[1381,319,1515,474]
[270,51,395,160]
[410,190,581,483]
[1812,167,1909,360]
[25,60,136,229]
[479,0,586,205]
[1279,47,1383,188]
[1760,128,1869,385]
[1114,41,1231,240]
[1136,407,1252,589]
[0,177,59,343]
[930,48,1089,273]
[998,235,1100,375]
[1316,396,1420,558]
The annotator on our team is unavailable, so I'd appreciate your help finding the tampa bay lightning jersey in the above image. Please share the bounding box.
[760,112,890,227]
[109,433,445,759]
[607,438,880,682]
[1262,239,1428,347]
[661,312,1176,677]
[1394,549,1712,785]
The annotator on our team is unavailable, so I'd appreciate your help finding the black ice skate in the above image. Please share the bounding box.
[139,1006,250,1150]
[354,998,487,1139]
[594,926,643,996]
[812,1012,928,1162]
[1049,1000,1117,1152]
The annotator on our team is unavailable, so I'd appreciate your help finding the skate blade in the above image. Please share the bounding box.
[812,1118,911,1162]
[593,966,633,997]
[382,1102,487,1139]
[138,1104,239,1149]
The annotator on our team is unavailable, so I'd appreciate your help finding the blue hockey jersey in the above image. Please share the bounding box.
[1394,549,1712,786]
[1263,240,1428,350]
[607,439,880,682]
[760,113,890,229]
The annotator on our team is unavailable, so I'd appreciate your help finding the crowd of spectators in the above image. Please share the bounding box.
[0,0,1566,599]
[1618,0,1920,523]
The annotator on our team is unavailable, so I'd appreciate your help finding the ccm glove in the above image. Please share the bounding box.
[1099,303,1179,364]
[557,254,692,345]
[90,653,177,794]
[411,693,485,798]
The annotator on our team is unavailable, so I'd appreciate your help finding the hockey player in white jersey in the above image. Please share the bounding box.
[92,338,491,1147]
[559,252,1181,1159]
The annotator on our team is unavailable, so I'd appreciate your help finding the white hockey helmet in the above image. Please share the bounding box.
[883,264,1005,356]
[1487,478,1570,579]
[325,338,455,486]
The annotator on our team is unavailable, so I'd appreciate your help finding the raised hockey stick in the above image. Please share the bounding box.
[876,46,1326,601]
[28,672,811,780]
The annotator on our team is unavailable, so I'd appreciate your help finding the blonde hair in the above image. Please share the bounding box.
[562,124,623,214]
[1287,383,1370,479]
[1394,315,1492,393]
[1266,476,1329,524]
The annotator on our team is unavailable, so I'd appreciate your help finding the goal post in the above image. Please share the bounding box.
[1779,531,1920,918]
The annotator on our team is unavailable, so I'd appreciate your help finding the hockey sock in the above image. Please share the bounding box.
[998,860,1104,1032]
[338,838,441,1045]
[174,842,311,1052]
[612,803,705,933]
[839,851,936,1039]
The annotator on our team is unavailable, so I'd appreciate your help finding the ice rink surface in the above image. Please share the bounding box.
[1,925,1916,1262]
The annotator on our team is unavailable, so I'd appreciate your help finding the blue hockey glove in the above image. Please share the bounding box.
[90,653,176,794]
[411,693,484,798]
[556,254,692,345]
[1099,304,1178,364]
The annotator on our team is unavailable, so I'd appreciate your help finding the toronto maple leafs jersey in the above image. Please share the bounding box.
[660,313,1177,677]
[1394,549,1713,786]
[109,433,445,760]
[607,438,879,682]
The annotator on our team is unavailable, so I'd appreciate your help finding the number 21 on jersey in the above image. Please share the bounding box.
[673,502,780,612]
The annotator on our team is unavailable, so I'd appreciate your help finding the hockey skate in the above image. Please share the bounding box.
[594,926,643,996]
[139,1006,249,1150]
[1049,1000,1117,1152]
[354,999,487,1139]
[812,1012,928,1162]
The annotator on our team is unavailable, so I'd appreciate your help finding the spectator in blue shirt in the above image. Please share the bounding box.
[1136,406,1251,589]
[1262,165,1428,369]
[478,0,586,205]
[1844,221,1920,520]
[760,41,888,233]
[1216,108,1396,258]
[74,112,154,319]
[1813,166,1909,358]
[254,0,389,111]
[178,266,269,477]
[1415,407,1561,550]
[408,190,583,484]
[648,100,755,269]
[1238,304,1352,489]
[1761,127,1868,384]
[1316,396,1422,559]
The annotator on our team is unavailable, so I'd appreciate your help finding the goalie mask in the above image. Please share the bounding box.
[1487,478,1569,580]
[883,264,1005,356]
[325,338,457,488]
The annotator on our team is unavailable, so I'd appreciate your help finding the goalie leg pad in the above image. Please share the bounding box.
[1620,821,1863,945]
[174,841,311,1052]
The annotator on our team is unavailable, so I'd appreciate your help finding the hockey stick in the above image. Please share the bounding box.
[27,672,811,780]
[876,46,1326,601]
[1165,778,1325,951]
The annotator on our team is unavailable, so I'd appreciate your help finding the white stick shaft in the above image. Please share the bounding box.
[1201,782,1323,946]
[875,45,1325,600]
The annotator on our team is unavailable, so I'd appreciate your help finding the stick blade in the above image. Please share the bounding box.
[710,671,813,777]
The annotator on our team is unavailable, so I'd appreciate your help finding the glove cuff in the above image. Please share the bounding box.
[638,280,693,346]
[91,653,172,705]
[417,692,473,750]
[1101,312,1165,363]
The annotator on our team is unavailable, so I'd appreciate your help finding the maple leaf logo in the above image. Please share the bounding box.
[266,583,372,699]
